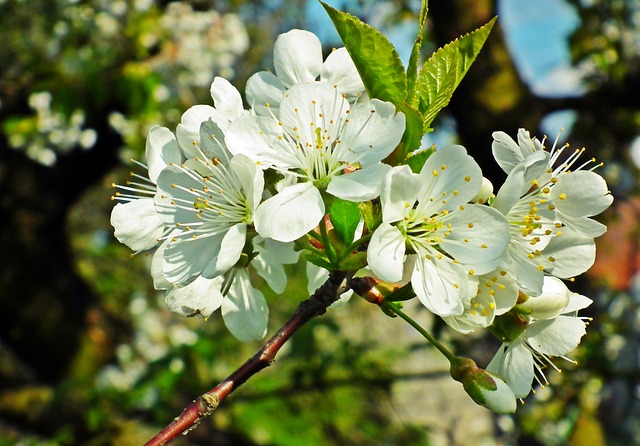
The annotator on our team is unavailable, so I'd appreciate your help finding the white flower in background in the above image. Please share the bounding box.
[111,125,183,252]
[443,270,519,333]
[487,277,592,398]
[227,81,405,242]
[367,145,511,317]
[492,128,613,238]
[152,117,264,285]
[246,29,366,115]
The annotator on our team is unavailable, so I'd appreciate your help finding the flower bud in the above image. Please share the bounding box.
[489,311,528,343]
[471,177,494,204]
[450,357,516,414]
[518,276,569,320]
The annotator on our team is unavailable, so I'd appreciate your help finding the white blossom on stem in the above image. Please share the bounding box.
[227,81,405,242]
[367,145,511,317]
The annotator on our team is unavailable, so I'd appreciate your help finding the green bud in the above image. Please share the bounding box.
[450,357,517,414]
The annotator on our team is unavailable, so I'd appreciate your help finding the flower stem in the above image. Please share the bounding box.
[380,300,456,362]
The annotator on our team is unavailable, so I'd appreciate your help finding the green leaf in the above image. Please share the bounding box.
[305,252,334,270]
[406,0,429,104]
[414,16,497,130]
[321,1,407,106]
[398,103,424,157]
[405,145,436,173]
[329,198,361,245]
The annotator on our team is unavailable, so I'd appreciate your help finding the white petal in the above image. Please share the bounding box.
[222,269,269,342]
[176,105,224,156]
[225,115,286,168]
[440,204,510,269]
[487,342,534,399]
[327,163,392,201]
[165,275,224,318]
[146,126,182,183]
[245,71,286,116]
[306,262,329,295]
[525,316,587,356]
[151,240,172,290]
[162,232,225,285]
[491,131,524,174]
[254,182,325,242]
[210,76,244,119]
[230,154,265,212]
[380,165,421,223]
[320,47,365,98]
[216,223,247,274]
[339,99,405,165]
[541,228,596,278]
[198,119,231,163]
[111,199,164,251]
[419,145,482,210]
[518,276,569,320]
[551,171,613,218]
[273,29,323,86]
[367,222,406,282]
[279,82,347,145]
[563,292,593,313]
[412,255,467,316]
[252,239,300,294]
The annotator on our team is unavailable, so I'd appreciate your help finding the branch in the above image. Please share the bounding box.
[145,270,353,446]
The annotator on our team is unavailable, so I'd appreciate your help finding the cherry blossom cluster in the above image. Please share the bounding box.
[111,29,612,410]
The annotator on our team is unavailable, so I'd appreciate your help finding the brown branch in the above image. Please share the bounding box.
[145,270,353,446]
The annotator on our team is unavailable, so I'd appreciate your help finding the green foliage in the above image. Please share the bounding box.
[321,2,407,106]
[414,17,497,131]
[329,198,361,244]
[405,145,436,173]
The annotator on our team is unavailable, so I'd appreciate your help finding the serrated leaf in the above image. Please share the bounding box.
[405,145,435,173]
[406,0,429,104]
[329,198,361,245]
[322,1,407,106]
[414,17,497,129]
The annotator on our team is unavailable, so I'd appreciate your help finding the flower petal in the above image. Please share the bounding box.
[380,165,421,223]
[252,239,300,294]
[273,29,323,86]
[254,182,325,242]
[176,105,224,156]
[209,76,244,120]
[222,269,269,342]
[165,275,224,318]
[245,71,286,116]
[327,163,392,201]
[111,199,164,251]
[525,316,587,356]
[412,255,467,317]
[418,145,483,211]
[146,125,182,183]
[367,222,406,282]
[230,154,264,212]
[339,99,405,165]
[487,342,535,399]
[320,47,365,99]
[540,227,596,278]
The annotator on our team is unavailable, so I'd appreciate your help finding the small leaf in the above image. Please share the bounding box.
[322,1,407,106]
[406,0,429,104]
[329,198,361,244]
[414,17,497,129]
[398,103,424,157]
[405,145,435,173]
[305,252,334,270]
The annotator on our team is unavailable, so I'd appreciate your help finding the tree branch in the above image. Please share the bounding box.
[145,270,353,446]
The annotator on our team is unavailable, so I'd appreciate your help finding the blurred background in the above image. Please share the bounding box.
[1,0,638,444]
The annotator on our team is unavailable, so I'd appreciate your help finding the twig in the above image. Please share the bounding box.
[145,270,352,446]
